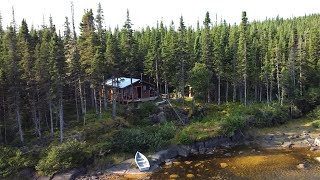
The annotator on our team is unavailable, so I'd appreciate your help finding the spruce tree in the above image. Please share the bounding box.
[238,11,249,105]
[79,9,96,125]
[201,12,213,102]
[176,16,187,103]
[3,25,24,143]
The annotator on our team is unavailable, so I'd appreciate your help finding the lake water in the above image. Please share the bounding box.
[150,146,320,180]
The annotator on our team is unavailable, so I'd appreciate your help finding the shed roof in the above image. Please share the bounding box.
[104,77,140,88]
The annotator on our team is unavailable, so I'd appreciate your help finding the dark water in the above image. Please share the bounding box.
[150,146,320,180]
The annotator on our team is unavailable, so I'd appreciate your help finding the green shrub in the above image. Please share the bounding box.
[89,141,113,156]
[174,121,221,144]
[112,122,176,152]
[140,102,157,115]
[311,106,320,118]
[220,113,246,136]
[176,103,292,142]
[0,146,32,178]
[305,87,320,106]
[250,104,288,127]
[129,102,157,125]
[175,130,194,144]
[36,140,90,176]
[312,120,320,128]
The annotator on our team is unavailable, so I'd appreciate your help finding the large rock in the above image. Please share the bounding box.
[314,138,320,146]
[176,145,191,157]
[36,176,51,180]
[310,146,319,151]
[282,142,294,148]
[189,145,199,155]
[149,114,158,123]
[52,167,86,180]
[149,147,178,164]
[297,163,306,169]
[204,138,219,148]
[196,142,206,154]
[220,163,228,168]
[16,168,35,179]
[157,111,167,123]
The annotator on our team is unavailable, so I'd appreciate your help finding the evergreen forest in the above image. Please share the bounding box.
[1,2,320,178]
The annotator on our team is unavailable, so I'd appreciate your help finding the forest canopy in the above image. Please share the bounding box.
[0,3,320,145]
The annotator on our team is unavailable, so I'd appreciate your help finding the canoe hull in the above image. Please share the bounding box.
[135,151,150,171]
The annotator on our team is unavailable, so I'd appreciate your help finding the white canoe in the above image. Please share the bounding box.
[135,151,150,171]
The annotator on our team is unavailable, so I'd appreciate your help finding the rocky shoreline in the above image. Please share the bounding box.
[76,133,244,180]
[15,118,320,180]
[88,127,320,180]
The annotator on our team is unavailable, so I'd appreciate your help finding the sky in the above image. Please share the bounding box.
[1,0,320,32]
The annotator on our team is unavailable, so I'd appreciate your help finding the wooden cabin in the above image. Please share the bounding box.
[104,77,157,103]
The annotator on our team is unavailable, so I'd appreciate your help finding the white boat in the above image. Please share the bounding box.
[135,151,150,171]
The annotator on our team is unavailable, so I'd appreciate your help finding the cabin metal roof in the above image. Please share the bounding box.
[104,77,140,88]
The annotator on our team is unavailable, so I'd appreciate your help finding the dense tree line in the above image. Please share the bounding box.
[1,3,320,144]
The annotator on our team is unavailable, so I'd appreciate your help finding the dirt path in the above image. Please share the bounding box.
[246,117,320,148]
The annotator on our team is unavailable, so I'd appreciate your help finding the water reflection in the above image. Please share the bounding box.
[151,146,320,180]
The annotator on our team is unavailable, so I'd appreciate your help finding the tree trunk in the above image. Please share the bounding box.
[75,84,79,121]
[2,97,7,144]
[156,58,159,95]
[112,92,117,120]
[225,81,229,103]
[112,76,118,120]
[276,50,281,103]
[244,75,247,106]
[79,79,86,126]
[260,86,262,102]
[91,88,94,109]
[112,76,117,120]
[239,85,243,103]
[49,101,54,136]
[83,87,87,126]
[31,100,38,136]
[266,78,269,104]
[165,80,168,96]
[130,75,133,103]
[15,101,24,144]
[99,89,102,121]
[188,86,192,98]
[270,78,273,102]
[181,59,185,105]
[37,110,41,138]
[281,86,285,106]
[44,113,49,132]
[103,77,107,110]
[59,96,63,143]
[233,83,236,102]
[94,88,98,115]
[255,84,258,102]
[218,75,221,105]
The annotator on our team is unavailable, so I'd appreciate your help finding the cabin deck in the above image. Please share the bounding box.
[122,96,158,103]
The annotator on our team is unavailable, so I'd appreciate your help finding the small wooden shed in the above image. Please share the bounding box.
[104,77,157,103]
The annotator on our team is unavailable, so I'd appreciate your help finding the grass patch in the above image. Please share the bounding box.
[174,102,293,144]
[174,120,221,144]
[112,122,177,153]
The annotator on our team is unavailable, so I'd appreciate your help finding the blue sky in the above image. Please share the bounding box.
[1,0,320,32]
